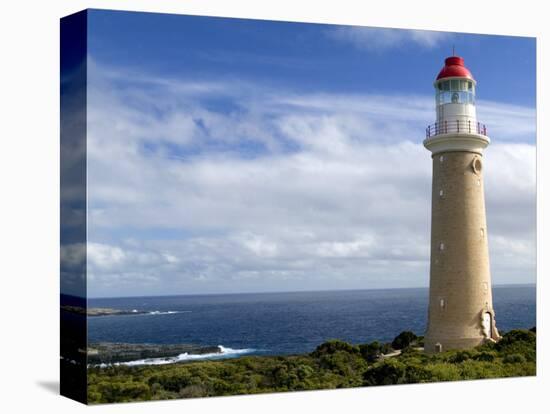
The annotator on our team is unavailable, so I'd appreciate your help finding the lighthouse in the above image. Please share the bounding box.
[423,55,501,353]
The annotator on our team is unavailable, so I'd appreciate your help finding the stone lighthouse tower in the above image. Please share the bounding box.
[423,55,500,353]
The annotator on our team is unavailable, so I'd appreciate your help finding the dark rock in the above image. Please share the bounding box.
[61,305,148,317]
[87,342,221,364]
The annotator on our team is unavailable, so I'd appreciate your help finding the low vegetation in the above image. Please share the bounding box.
[87,328,536,404]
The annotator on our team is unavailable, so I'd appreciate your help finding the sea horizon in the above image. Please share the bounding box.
[79,282,537,301]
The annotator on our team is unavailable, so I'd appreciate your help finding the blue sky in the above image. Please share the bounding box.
[81,9,536,297]
[88,10,535,107]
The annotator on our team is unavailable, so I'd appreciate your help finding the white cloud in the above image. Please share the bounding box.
[327,26,452,51]
[88,243,127,270]
[477,100,536,142]
[239,233,280,258]
[88,242,179,272]
[85,62,536,296]
[86,242,183,290]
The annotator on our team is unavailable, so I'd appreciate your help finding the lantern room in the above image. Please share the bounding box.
[424,55,489,152]
[431,55,479,131]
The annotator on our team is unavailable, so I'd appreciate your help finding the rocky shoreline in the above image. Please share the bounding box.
[61,305,149,317]
[87,342,222,365]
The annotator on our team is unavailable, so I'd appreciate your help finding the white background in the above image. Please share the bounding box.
[0,0,547,412]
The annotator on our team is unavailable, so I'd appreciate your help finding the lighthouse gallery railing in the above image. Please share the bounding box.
[426,120,487,139]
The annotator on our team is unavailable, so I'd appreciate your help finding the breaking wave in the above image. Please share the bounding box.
[147,310,191,315]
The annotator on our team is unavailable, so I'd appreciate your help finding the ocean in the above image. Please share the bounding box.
[88,284,536,363]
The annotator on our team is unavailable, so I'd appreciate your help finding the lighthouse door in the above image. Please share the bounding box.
[483,312,492,338]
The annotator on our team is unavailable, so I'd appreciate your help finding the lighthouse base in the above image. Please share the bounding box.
[424,336,487,354]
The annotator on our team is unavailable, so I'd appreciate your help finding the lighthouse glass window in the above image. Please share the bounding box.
[436,79,475,104]
[60,9,536,405]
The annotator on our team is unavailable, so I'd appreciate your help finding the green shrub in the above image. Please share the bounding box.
[497,329,536,349]
[400,345,420,355]
[496,329,536,362]
[391,331,418,350]
[311,340,360,357]
[363,359,407,385]
[359,341,381,362]
[503,353,527,364]
[404,363,432,383]
[426,363,461,382]
[94,380,151,403]
[473,351,497,362]
[447,350,474,363]
[147,372,192,392]
[178,384,208,398]
[380,343,394,354]
[458,360,506,379]
[296,364,315,381]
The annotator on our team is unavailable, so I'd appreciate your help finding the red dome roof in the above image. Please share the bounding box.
[436,56,474,81]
